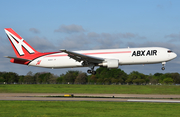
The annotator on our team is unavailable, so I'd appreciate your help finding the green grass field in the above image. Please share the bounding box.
[1,84,180,116]
[0,84,180,94]
[0,101,180,117]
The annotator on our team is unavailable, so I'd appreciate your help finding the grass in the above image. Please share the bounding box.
[0,84,180,94]
[0,101,180,117]
[0,85,180,116]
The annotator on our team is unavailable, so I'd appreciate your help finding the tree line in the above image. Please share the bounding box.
[0,67,180,85]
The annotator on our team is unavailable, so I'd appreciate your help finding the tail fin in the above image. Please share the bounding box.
[4,28,39,58]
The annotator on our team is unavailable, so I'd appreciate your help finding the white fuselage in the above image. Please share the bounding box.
[4,28,177,73]
[29,47,177,69]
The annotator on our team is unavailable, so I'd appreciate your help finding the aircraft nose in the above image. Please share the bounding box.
[174,53,177,58]
[172,52,177,59]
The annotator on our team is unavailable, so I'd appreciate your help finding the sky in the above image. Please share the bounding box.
[0,0,180,76]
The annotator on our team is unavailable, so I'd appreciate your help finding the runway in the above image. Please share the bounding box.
[0,93,180,103]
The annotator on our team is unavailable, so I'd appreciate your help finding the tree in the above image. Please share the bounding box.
[34,72,41,84]
[96,78,103,84]
[38,72,52,84]
[149,78,158,84]
[163,77,173,84]
[48,77,57,84]
[126,71,140,84]
[127,71,146,85]
[75,72,87,84]
[171,73,180,84]
[133,79,145,85]
[57,74,65,83]
[6,72,19,83]
[0,77,4,83]
[88,75,97,84]
[18,75,25,84]
[95,67,128,84]
[153,73,164,83]
[43,73,52,83]
[104,78,111,85]
[63,71,79,84]
[118,78,124,84]
[125,78,132,84]
[24,71,35,84]
[111,78,119,84]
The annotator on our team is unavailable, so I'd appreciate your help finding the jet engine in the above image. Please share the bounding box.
[99,59,119,68]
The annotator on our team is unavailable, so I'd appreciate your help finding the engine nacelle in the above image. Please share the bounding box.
[99,59,119,68]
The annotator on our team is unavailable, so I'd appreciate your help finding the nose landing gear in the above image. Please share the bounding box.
[161,62,166,70]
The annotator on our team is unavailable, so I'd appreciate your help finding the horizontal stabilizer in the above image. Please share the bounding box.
[4,56,32,61]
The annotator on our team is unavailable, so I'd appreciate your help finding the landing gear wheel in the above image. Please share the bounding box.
[87,70,96,75]
[161,67,165,70]
[87,70,92,74]
[92,71,96,75]
[87,64,96,75]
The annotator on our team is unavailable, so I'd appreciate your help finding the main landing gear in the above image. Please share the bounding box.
[87,66,96,75]
[161,62,166,70]
[87,69,96,75]
[82,61,96,75]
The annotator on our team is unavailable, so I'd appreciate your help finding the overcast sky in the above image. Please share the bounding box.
[0,0,180,75]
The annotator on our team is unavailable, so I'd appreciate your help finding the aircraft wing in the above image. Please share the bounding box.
[60,49,104,64]
[4,56,32,61]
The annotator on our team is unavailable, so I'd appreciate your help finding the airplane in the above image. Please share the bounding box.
[4,28,177,75]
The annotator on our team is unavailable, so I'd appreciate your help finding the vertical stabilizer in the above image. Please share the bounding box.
[4,28,39,58]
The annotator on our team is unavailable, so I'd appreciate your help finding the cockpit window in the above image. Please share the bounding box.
[167,50,173,53]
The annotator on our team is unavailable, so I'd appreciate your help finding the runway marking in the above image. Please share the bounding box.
[128,99,180,103]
